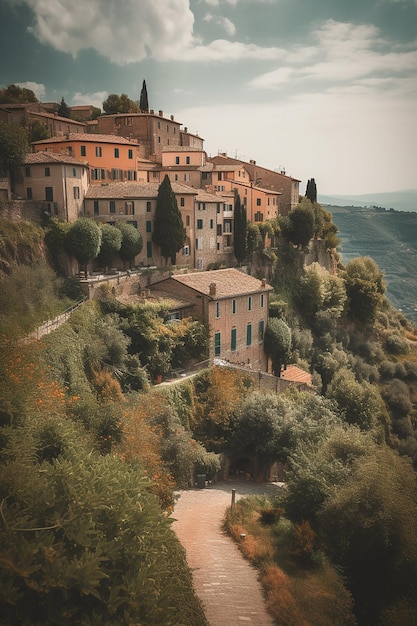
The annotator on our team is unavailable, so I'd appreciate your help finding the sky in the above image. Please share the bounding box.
[0,0,416,195]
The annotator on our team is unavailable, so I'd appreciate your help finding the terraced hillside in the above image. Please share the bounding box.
[328,205,417,322]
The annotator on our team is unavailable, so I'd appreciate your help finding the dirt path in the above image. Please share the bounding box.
[171,481,279,626]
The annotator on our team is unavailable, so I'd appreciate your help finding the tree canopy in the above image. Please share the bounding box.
[233,190,246,265]
[116,222,143,268]
[305,178,317,203]
[102,93,139,115]
[0,83,38,103]
[139,80,149,112]
[0,121,29,176]
[152,175,186,264]
[264,317,292,376]
[58,96,71,118]
[97,223,122,269]
[65,218,101,273]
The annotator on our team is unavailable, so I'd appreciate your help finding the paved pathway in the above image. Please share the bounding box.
[171,481,280,626]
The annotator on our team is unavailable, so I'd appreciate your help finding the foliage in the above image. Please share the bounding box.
[0,83,37,103]
[246,222,262,260]
[305,178,317,203]
[343,256,385,326]
[0,218,46,276]
[115,222,143,268]
[280,198,316,249]
[102,93,139,114]
[139,79,149,112]
[57,96,71,118]
[233,190,246,265]
[29,119,51,143]
[152,175,186,264]
[264,317,292,376]
[65,218,101,272]
[320,446,417,625]
[0,121,29,176]
[97,223,122,270]
[0,416,207,625]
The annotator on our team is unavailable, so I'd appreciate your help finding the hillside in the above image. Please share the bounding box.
[320,189,417,213]
[327,204,417,323]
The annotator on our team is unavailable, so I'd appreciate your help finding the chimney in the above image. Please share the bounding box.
[209,282,217,296]
[170,114,174,121]
[159,110,163,117]
[261,278,266,288]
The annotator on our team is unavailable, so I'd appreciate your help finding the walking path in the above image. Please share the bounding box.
[171,481,279,626]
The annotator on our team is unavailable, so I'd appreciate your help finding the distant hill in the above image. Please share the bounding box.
[319,190,417,213]
[325,204,417,323]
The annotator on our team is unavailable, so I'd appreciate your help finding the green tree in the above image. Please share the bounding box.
[264,318,292,376]
[97,223,122,270]
[28,119,50,143]
[102,93,139,114]
[246,222,262,261]
[343,256,385,326]
[0,83,37,103]
[280,198,316,249]
[57,96,71,118]
[233,191,246,265]
[116,222,143,269]
[305,178,317,203]
[0,121,29,176]
[139,79,149,112]
[320,446,417,625]
[152,175,186,264]
[66,217,101,274]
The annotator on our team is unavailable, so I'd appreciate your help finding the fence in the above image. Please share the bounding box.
[24,297,88,342]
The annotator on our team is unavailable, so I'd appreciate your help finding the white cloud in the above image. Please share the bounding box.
[218,16,236,35]
[20,0,195,64]
[71,91,108,109]
[16,81,45,99]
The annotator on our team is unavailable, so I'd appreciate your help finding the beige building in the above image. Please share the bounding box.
[13,152,89,222]
[83,181,197,269]
[152,268,273,370]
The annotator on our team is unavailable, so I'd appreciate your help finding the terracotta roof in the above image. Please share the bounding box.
[85,181,198,199]
[195,190,225,202]
[33,133,138,146]
[29,111,88,125]
[171,268,272,298]
[24,151,88,166]
[280,365,312,386]
[162,146,205,153]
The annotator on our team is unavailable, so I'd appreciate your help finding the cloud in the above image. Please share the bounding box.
[18,0,195,64]
[16,81,45,99]
[71,91,109,109]
[247,20,417,96]
[218,17,236,35]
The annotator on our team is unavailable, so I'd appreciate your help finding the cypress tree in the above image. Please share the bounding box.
[58,97,71,118]
[152,175,186,265]
[233,190,247,265]
[139,80,149,113]
[305,178,317,203]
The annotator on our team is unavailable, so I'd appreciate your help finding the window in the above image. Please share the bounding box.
[248,296,252,311]
[175,156,180,165]
[114,148,119,158]
[210,219,214,229]
[231,328,237,351]
[186,156,190,164]
[24,166,31,177]
[45,187,53,201]
[95,146,102,157]
[180,197,185,207]
[112,168,122,180]
[110,200,116,214]
[127,170,137,181]
[256,198,261,206]
[81,146,86,157]
[217,203,220,213]
[196,236,203,250]
[125,201,134,215]
[232,299,236,314]
[259,320,265,341]
[146,201,152,212]
[174,174,179,181]
[146,220,152,233]
[183,245,189,256]
[246,323,252,346]
[147,241,153,258]
[186,215,190,226]
[92,168,105,180]
[260,293,265,308]
[26,187,32,199]
[217,224,222,236]
[214,332,221,357]
[45,167,50,177]
[73,187,80,199]
[254,211,263,222]
[183,173,189,181]
[93,200,99,214]
[215,302,220,318]
[197,219,203,229]
[128,149,133,159]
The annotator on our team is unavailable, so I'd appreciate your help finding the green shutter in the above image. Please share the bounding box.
[231,328,237,351]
